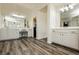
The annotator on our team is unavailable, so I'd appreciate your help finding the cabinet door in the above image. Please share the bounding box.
[55,32,62,43]
[52,31,56,42]
[7,29,19,39]
[0,28,8,40]
[62,31,79,49]
[52,30,62,44]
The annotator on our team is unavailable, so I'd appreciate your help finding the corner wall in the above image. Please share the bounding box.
[28,11,47,39]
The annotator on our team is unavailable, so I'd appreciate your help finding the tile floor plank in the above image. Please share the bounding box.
[0,38,79,55]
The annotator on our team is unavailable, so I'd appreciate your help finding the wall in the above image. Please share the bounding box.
[36,11,47,39]
[0,5,4,29]
[47,4,60,28]
[28,11,47,39]
[0,15,4,29]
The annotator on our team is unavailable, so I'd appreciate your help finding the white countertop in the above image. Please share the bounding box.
[51,27,79,30]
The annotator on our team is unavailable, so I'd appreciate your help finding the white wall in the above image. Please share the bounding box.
[0,5,4,29]
[0,15,4,29]
[36,11,47,39]
[28,11,47,39]
[47,4,60,28]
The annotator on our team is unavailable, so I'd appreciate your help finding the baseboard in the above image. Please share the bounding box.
[52,42,79,52]
[36,37,47,40]
[0,38,19,42]
[0,36,33,42]
[47,40,52,43]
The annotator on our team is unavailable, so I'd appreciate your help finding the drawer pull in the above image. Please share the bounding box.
[52,30,55,32]
[71,31,75,33]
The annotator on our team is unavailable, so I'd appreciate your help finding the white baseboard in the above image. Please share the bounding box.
[47,40,52,44]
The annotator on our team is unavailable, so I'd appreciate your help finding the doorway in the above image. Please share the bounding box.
[33,17,37,38]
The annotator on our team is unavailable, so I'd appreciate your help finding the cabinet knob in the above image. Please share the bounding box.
[53,30,55,32]
[71,31,75,34]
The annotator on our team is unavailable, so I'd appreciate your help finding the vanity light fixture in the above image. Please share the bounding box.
[64,6,69,11]
[5,16,17,22]
[60,8,64,12]
[12,14,25,19]
[60,4,76,12]
[69,4,74,9]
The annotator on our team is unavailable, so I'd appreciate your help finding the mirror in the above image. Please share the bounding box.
[60,4,79,27]
[3,15,28,29]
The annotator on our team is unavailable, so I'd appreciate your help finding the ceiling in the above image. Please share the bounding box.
[21,3,69,10]
[0,3,71,17]
[0,3,69,11]
[15,3,47,10]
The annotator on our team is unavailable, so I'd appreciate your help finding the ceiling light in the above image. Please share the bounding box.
[12,14,25,18]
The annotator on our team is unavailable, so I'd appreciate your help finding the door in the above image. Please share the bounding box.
[33,17,37,38]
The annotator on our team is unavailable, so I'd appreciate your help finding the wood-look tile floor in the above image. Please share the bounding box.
[0,38,79,55]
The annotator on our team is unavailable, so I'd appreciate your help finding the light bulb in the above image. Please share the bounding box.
[12,14,25,18]
[60,8,64,12]
[64,6,69,11]
[69,5,74,9]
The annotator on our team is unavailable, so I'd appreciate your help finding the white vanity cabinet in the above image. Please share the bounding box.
[0,28,19,41]
[7,29,19,39]
[52,29,79,50]
[0,28,8,40]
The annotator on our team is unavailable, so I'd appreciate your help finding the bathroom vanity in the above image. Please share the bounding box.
[50,27,79,50]
[0,28,19,41]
